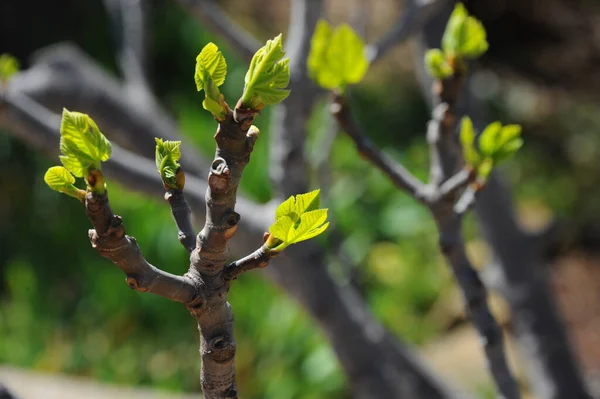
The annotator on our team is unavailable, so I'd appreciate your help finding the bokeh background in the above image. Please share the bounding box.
[2,0,600,398]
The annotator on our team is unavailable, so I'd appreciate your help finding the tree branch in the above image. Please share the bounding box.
[9,44,210,177]
[165,189,197,254]
[172,0,260,62]
[85,191,200,304]
[416,4,591,397]
[223,245,273,281]
[331,92,426,199]
[438,168,472,198]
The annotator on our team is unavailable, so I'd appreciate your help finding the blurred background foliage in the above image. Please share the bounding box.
[2,0,600,398]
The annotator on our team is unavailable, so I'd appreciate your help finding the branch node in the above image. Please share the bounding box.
[207,334,236,364]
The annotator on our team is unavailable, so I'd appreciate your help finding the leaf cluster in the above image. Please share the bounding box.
[267,190,329,252]
[424,3,488,79]
[460,117,523,180]
[155,138,183,189]
[44,109,111,198]
[307,21,369,91]
[241,34,291,110]
[195,43,228,120]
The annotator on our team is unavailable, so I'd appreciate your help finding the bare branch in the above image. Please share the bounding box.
[85,191,199,304]
[165,188,197,253]
[223,245,273,281]
[366,0,448,64]
[453,185,477,217]
[331,92,425,199]
[172,0,260,62]
[439,168,472,198]
[437,219,520,399]
[9,44,210,177]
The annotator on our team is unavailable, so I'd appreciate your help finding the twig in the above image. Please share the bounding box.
[438,168,472,198]
[85,191,199,304]
[223,245,273,281]
[331,92,425,199]
[165,189,197,253]
[172,0,260,62]
[454,185,477,217]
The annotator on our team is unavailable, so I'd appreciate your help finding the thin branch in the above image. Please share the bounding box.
[438,168,472,198]
[85,191,199,304]
[454,185,477,217]
[331,92,425,199]
[437,219,520,399]
[165,189,197,253]
[365,0,449,64]
[172,0,260,62]
[223,245,273,281]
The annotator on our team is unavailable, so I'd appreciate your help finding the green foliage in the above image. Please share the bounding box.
[195,42,228,120]
[0,53,19,82]
[267,189,329,252]
[44,109,111,197]
[58,109,111,178]
[154,138,183,189]
[307,20,369,91]
[460,116,523,180]
[241,34,291,110]
[423,3,488,79]
[424,49,453,80]
[442,3,488,59]
[43,166,85,200]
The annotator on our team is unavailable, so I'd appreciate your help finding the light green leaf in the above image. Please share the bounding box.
[44,166,84,200]
[493,124,523,162]
[155,138,182,189]
[460,116,480,166]
[59,109,111,177]
[478,121,502,157]
[307,21,369,90]
[477,158,494,179]
[0,54,19,82]
[442,3,488,60]
[242,34,291,109]
[268,189,329,251]
[195,43,228,119]
[424,49,454,79]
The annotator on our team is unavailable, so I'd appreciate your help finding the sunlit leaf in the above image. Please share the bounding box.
[59,109,111,177]
[0,53,19,82]
[442,3,488,59]
[44,166,84,200]
[242,34,290,109]
[195,43,228,119]
[155,138,182,189]
[459,116,480,167]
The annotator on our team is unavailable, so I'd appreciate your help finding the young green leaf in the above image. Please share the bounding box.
[442,3,488,60]
[59,109,111,177]
[44,166,85,200]
[493,125,523,162]
[241,34,291,109]
[267,189,329,252]
[307,21,369,90]
[0,54,19,82]
[155,138,182,189]
[478,121,502,158]
[460,116,480,167]
[195,43,228,119]
[425,49,454,79]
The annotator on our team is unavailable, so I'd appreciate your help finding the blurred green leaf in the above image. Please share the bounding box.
[442,3,488,59]
[0,53,19,82]
[307,21,369,90]
[460,116,480,167]
[424,49,453,79]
